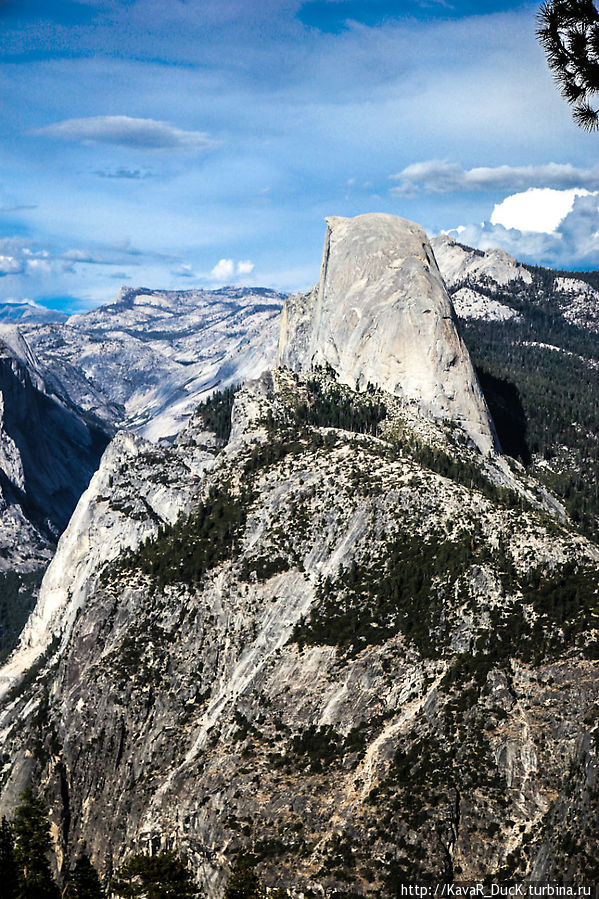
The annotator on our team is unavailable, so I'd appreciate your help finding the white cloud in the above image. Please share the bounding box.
[490,188,593,234]
[0,255,23,275]
[25,258,52,274]
[447,193,599,269]
[33,116,218,151]
[390,160,599,197]
[209,258,255,282]
[0,239,47,276]
[210,258,235,281]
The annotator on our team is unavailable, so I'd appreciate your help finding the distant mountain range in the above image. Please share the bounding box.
[0,285,284,441]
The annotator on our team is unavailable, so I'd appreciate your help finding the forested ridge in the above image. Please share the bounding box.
[451,262,599,539]
[3,259,599,896]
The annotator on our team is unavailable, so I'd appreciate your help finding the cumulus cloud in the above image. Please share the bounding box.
[236,260,255,276]
[390,160,599,197]
[209,258,255,282]
[446,193,599,269]
[0,238,40,277]
[490,188,593,233]
[210,258,235,281]
[33,116,218,151]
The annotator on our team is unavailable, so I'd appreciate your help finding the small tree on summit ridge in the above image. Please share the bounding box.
[537,0,599,130]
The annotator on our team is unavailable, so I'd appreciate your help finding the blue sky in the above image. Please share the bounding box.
[0,0,597,310]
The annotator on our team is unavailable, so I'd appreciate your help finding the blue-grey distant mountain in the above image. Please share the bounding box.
[0,300,67,324]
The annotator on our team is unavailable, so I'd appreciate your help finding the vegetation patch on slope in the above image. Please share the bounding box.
[116,484,249,589]
[292,535,599,662]
[458,271,599,538]
[195,384,238,441]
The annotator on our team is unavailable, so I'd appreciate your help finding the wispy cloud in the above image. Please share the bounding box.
[0,204,38,212]
[94,168,153,179]
[33,116,218,151]
[0,237,146,280]
[172,263,195,279]
[390,160,599,197]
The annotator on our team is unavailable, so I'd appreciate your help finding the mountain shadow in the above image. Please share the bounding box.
[0,352,111,535]
[476,368,531,465]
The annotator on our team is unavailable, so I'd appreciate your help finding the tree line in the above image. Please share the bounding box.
[0,788,265,899]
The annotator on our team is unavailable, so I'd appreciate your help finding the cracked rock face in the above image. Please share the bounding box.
[278,214,497,454]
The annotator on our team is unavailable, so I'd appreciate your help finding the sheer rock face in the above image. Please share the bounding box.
[278,214,498,454]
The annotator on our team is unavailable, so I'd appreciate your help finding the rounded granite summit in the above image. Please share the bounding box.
[279,212,498,455]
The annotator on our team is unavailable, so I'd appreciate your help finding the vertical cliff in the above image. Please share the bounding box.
[278,214,498,454]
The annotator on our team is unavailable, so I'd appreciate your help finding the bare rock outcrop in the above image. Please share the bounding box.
[278,214,498,454]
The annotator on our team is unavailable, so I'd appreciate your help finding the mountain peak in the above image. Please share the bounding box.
[278,213,498,454]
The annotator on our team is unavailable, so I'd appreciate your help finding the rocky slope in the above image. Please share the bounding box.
[0,369,597,894]
[0,338,111,659]
[431,234,533,294]
[0,215,597,895]
[0,285,282,655]
[431,234,599,543]
[431,233,599,334]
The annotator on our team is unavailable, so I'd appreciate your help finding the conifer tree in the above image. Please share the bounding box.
[537,0,599,130]
[63,854,104,899]
[223,855,263,899]
[0,816,18,899]
[110,850,199,899]
[13,787,59,899]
